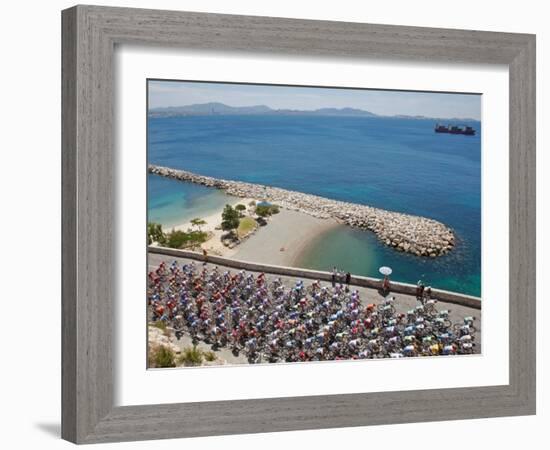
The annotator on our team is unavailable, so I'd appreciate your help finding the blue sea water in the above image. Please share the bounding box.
[148,115,481,296]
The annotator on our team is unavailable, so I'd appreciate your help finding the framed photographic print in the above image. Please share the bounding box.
[62,5,536,444]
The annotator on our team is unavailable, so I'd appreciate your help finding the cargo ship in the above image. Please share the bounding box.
[434,124,476,135]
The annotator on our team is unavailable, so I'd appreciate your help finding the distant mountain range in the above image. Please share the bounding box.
[148,102,477,121]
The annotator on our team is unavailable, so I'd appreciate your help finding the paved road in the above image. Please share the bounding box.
[148,252,482,360]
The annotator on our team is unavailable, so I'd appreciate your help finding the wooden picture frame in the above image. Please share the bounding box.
[62,5,536,444]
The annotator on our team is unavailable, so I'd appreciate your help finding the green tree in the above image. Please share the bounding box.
[235,204,247,218]
[221,204,239,234]
[147,222,166,245]
[190,217,207,232]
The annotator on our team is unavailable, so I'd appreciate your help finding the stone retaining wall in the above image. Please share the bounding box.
[148,246,481,310]
[149,165,456,258]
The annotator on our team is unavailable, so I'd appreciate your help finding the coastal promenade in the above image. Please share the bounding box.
[148,246,481,310]
[149,164,456,258]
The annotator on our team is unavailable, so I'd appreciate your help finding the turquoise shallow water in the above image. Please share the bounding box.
[148,174,233,229]
[295,226,481,296]
[148,114,481,296]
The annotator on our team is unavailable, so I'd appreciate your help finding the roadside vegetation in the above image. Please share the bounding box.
[148,345,176,368]
[151,320,167,331]
[177,345,219,366]
[147,221,208,249]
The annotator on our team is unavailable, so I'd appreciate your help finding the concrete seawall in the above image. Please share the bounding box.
[148,246,481,310]
[149,164,456,258]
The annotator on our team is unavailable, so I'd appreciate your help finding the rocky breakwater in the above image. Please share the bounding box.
[149,165,455,257]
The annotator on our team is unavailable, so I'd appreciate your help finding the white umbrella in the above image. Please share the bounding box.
[379,266,392,276]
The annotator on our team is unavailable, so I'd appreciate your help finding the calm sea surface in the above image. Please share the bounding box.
[148,115,481,296]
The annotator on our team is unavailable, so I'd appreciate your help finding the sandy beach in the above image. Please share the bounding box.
[232,208,339,266]
[166,201,339,266]
[170,197,255,233]
[169,197,255,256]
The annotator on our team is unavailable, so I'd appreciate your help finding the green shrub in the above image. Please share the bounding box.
[151,321,167,331]
[255,204,280,217]
[149,345,176,368]
[179,345,203,366]
[203,351,217,362]
[166,229,208,249]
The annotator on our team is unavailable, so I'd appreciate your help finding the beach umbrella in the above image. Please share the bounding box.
[379,266,392,276]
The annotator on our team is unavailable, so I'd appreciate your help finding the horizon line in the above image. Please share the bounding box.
[148,102,480,121]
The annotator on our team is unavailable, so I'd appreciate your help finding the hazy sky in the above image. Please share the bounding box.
[148,80,481,120]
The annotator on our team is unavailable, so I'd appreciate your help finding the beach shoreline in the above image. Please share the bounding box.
[161,199,337,266]
[232,208,339,267]
[291,222,341,268]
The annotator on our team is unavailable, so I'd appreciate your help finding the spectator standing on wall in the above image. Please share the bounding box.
[345,272,351,293]
[416,280,425,303]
